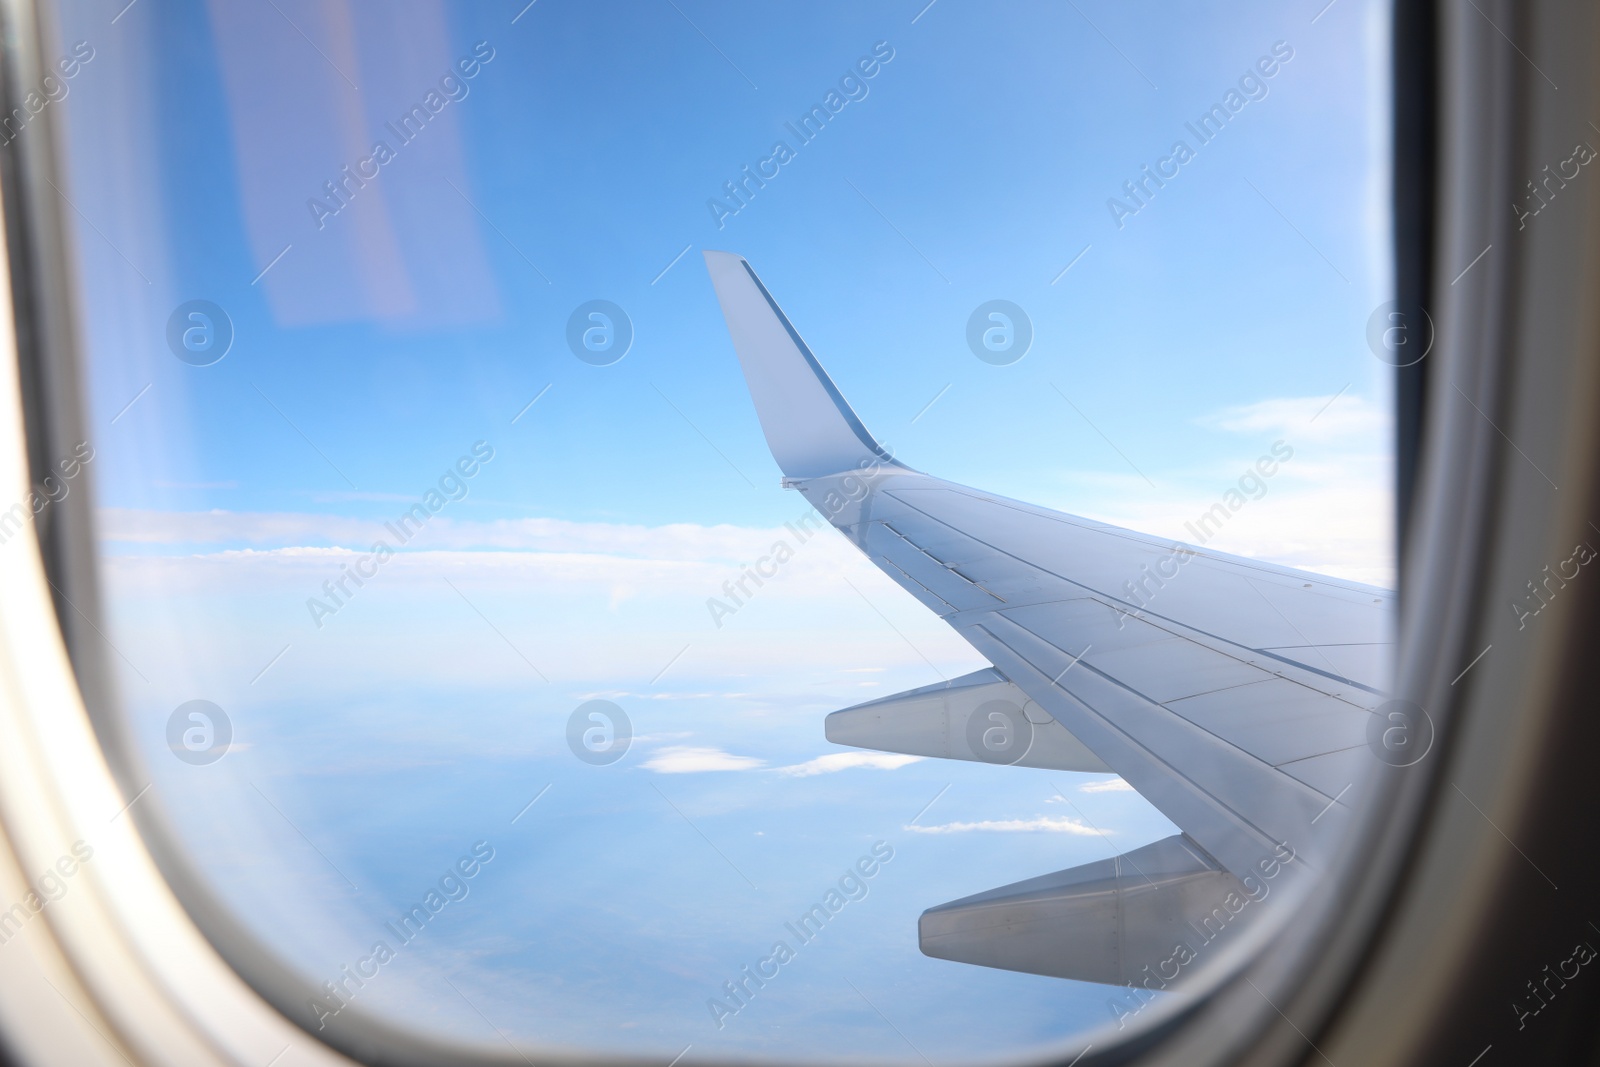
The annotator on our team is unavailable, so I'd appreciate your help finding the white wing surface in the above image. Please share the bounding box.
[704,251,1394,983]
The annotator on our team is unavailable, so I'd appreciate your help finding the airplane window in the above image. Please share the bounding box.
[38,0,1393,1061]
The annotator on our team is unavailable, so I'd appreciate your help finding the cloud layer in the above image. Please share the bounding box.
[1078,778,1134,794]
[906,816,1102,835]
[775,752,923,777]
[640,746,766,774]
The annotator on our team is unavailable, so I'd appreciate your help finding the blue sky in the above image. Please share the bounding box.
[50,0,1390,1060]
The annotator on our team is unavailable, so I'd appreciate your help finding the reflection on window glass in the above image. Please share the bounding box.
[52,0,1391,1060]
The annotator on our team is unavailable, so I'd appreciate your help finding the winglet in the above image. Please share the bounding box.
[704,251,900,480]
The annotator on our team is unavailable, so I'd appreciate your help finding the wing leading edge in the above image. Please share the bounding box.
[704,251,1393,984]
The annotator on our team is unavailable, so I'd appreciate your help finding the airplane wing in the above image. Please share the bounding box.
[703,251,1394,985]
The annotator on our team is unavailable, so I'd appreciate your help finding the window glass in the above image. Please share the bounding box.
[45,0,1391,1059]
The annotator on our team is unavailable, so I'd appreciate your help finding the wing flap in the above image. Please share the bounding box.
[963,614,1334,878]
[1083,638,1271,705]
[1277,746,1372,796]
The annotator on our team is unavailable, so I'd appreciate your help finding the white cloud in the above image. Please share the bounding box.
[1204,393,1390,446]
[638,748,922,777]
[96,507,835,564]
[640,746,766,774]
[1058,393,1396,587]
[905,816,1102,835]
[1079,778,1133,794]
[95,503,989,693]
[622,731,694,744]
[775,752,922,777]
